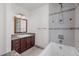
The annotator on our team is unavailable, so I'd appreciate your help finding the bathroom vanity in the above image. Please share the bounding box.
[12,15,35,54]
[11,33,35,54]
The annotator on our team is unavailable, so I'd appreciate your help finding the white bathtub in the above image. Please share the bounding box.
[40,42,79,56]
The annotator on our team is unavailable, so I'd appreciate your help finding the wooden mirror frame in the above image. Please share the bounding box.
[14,16,27,33]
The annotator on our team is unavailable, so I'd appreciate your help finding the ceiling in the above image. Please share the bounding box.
[15,3,47,11]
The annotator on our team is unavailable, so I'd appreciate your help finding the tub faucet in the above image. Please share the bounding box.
[59,40,63,44]
[58,34,64,44]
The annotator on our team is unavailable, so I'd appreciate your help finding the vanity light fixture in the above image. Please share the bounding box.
[15,14,22,18]
[21,16,26,19]
[15,13,26,19]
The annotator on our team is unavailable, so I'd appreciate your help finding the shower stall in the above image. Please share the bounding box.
[49,3,78,47]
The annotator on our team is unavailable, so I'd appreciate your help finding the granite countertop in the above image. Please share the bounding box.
[11,33,35,40]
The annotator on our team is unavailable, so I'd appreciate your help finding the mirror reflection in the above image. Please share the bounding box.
[14,16,27,33]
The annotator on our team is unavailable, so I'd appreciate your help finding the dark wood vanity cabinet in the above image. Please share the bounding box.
[11,35,35,54]
[11,39,21,53]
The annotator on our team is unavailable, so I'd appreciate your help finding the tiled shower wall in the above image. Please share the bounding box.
[75,4,79,48]
[49,3,76,47]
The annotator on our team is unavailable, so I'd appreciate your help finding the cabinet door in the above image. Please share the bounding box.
[30,36,35,46]
[26,37,31,49]
[21,38,27,52]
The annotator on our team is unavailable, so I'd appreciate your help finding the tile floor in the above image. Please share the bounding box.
[3,46,43,56]
[21,46,43,56]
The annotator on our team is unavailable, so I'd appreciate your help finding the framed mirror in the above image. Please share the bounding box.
[14,16,27,33]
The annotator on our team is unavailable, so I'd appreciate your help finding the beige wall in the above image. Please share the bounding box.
[0,4,6,55]
[28,4,49,48]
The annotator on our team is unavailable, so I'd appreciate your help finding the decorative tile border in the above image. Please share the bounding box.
[37,27,79,30]
[49,8,75,16]
[49,27,79,30]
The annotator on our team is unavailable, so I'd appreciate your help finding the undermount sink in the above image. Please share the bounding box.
[17,34,31,38]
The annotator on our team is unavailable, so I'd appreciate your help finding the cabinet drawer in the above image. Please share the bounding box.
[12,39,20,50]
[13,44,20,49]
[15,46,20,49]
[15,43,20,47]
[13,40,20,45]
[14,40,20,43]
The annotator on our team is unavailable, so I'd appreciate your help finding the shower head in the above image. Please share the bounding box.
[59,3,63,8]
[59,3,62,4]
